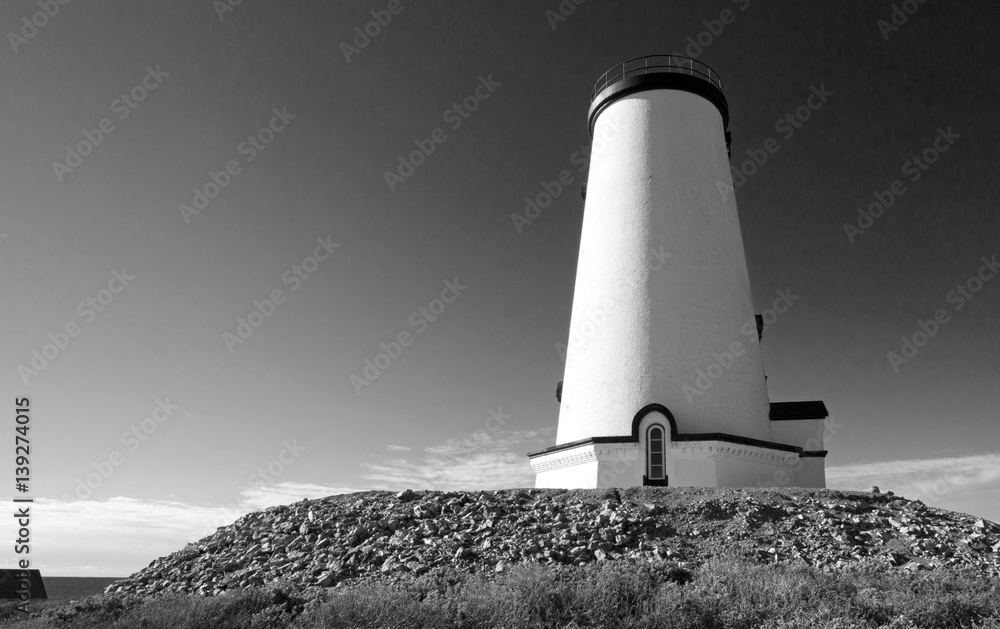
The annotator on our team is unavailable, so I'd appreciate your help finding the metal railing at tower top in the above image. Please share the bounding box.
[591,55,725,101]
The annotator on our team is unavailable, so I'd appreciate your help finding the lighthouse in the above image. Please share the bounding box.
[528,56,829,489]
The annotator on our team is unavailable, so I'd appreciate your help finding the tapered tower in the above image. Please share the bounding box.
[528,56,829,489]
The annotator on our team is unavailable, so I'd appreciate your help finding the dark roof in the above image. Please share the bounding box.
[769,401,829,421]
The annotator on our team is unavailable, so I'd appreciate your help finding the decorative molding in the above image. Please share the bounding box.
[671,441,800,467]
[529,442,640,473]
[529,445,597,473]
[530,436,801,471]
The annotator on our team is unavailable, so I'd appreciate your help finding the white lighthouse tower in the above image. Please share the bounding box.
[528,56,829,489]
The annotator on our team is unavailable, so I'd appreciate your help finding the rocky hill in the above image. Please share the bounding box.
[106,487,1000,598]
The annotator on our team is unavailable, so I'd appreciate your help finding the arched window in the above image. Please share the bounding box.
[647,425,665,480]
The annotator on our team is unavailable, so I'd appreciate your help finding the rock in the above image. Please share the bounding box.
[414,503,440,519]
[405,560,424,574]
[396,489,418,502]
[316,571,338,586]
[905,558,934,571]
[869,486,880,494]
[99,488,1000,598]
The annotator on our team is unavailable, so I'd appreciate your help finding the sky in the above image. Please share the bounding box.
[1,1,998,577]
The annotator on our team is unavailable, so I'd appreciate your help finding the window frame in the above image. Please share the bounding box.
[647,424,665,480]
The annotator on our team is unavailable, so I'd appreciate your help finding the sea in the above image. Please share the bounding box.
[38,577,122,603]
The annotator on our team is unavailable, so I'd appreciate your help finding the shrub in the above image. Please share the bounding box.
[9,557,1000,629]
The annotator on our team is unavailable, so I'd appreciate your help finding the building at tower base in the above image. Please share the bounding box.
[528,56,829,489]
[529,401,829,489]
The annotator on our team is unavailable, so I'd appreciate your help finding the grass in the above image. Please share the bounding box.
[5,557,1000,629]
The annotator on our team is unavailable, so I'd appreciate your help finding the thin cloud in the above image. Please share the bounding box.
[239,482,365,510]
[28,497,231,577]
[33,422,555,575]
[31,482,367,577]
[361,427,553,491]
[827,452,1000,504]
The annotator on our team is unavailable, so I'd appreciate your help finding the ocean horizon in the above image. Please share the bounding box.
[32,577,122,603]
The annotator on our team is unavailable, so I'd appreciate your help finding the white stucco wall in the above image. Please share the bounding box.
[673,441,800,487]
[557,87,772,446]
[673,456,718,487]
[712,451,797,488]
[530,437,813,489]
[595,444,644,488]
[794,457,826,488]
[534,458,601,489]
[770,419,826,451]
[532,442,643,489]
